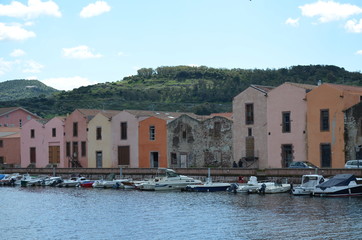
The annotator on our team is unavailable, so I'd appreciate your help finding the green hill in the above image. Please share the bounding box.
[0,65,361,118]
[0,79,58,101]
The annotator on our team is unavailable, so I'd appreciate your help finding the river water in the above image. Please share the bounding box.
[1,186,362,240]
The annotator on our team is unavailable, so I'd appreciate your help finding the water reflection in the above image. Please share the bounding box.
[1,188,362,240]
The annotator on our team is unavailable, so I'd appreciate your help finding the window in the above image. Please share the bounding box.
[0,156,4,164]
[0,140,3,148]
[320,109,329,131]
[19,119,22,128]
[52,128,56,137]
[96,127,102,140]
[214,122,221,137]
[121,122,127,140]
[149,126,155,140]
[171,153,177,165]
[282,112,291,133]
[73,122,78,137]
[248,128,252,137]
[66,142,71,157]
[30,129,35,138]
[81,141,86,157]
[320,143,331,167]
[281,144,293,167]
[245,103,254,125]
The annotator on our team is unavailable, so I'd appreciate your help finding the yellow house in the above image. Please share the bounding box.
[306,83,362,168]
[87,111,120,168]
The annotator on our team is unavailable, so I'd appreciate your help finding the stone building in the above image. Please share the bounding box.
[344,101,362,161]
[168,114,233,168]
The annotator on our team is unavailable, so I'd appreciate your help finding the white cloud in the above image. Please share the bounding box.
[62,45,102,59]
[345,19,362,33]
[0,23,36,41]
[23,60,44,73]
[0,0,61,19]
[10,49,26,57]
[0,58,14,75]
[41,76,97,90]
[285,17,299,27]
[299,1,362,23]
[80,1,111,18]
[356,50,362,55]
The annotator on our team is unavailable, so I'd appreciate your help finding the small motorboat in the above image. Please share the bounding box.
[58,176,88,187]
[259,182,291,194]
[292,174,326,196]
[313,174,362,197]
[185,168,230,192]
[92,179,130,189]
[138,168,202,191]
[42,176,63,187]
[227,176,274,194]
[79,180,95,188]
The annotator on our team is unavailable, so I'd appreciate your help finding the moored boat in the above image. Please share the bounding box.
[138,168,202,191]
[185,168,230,192]
[292,174,326,196]
[313,174,362,197]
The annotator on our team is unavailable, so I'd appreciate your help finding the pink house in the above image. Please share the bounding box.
[0,107,40,128]
[64,109,101,168]
[233,85,274,169]
[267,82,316,168]
[0,127,21,167]
[21,117,65,168]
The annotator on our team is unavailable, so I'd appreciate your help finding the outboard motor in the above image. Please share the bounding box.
[259,183,266,194]
[227,183,239,193]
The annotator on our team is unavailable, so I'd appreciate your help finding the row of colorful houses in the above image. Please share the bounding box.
[2,81,362,169]
[0,107,232,169]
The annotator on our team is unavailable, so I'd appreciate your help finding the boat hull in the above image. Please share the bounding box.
[185,183,230,192]
[314,185,362,197]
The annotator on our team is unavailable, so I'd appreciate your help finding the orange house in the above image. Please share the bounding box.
[138,116,168,168]
[306,83,362,168]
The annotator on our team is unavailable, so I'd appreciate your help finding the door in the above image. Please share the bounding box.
[118,146,130,165]
[150,152,159,168]
[321,144,331,167]
[96,151,102,168]
[281,144,293,167]
[180,154,187,168]
[30,147,36,164]
[48,146,60,164]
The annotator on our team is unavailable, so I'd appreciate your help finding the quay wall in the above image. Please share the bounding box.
[1,168,362,183]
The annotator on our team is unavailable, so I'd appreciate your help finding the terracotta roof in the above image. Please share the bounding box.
[0,127,20,138]
[99,110,122,119]
[210,112,233,120]
[250,85,274,94]
[324,83,362,94]
[286,82,317,90]
[0,127,20,132]
[0,107,39,118]
[125,110,199,121]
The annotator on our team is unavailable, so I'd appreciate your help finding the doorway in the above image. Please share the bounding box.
[150,152,159,168]
[96,151,102,168]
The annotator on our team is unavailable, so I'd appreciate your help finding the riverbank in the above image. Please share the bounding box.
[1,167,361,183]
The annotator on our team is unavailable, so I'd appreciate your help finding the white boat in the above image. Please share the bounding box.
[292,174,326,196]
[92,179,130,189]
[261,182,291,194]
[185,168,230,192]
[139,168,202,191]
[58,176,88,187]
[0,173,20,185]
[42,176,63,186]
[313,174,362,197]
[227,176,275,194]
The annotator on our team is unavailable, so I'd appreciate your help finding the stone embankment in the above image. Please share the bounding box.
[1,167,361,183]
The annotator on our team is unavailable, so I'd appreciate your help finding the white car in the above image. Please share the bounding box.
[345,160,362,168]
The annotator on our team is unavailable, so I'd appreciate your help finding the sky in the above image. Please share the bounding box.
[1,0,362,91]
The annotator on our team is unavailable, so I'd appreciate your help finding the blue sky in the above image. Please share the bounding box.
[1,0,362,91]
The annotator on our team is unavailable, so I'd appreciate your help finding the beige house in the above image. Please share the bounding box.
[87,111,120,168]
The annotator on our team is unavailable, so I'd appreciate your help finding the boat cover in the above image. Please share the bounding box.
[316,174,356,190]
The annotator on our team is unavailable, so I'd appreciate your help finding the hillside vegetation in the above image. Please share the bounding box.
[0,79,58,101]
[0,65,361,118]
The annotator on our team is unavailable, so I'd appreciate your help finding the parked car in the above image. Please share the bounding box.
[345,160,362,168]
[288,161,317,169]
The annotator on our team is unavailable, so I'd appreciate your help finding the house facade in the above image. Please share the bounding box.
[232,85,273,169]
[267,83,316,168]
[344,102,362,161]
[20,117,65,168]
[0,107,40,128]
[64,109,101,168]
[0,127,21,167]
[87,111,120,168]
[306,83,362,168]
[139,116,168,168]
